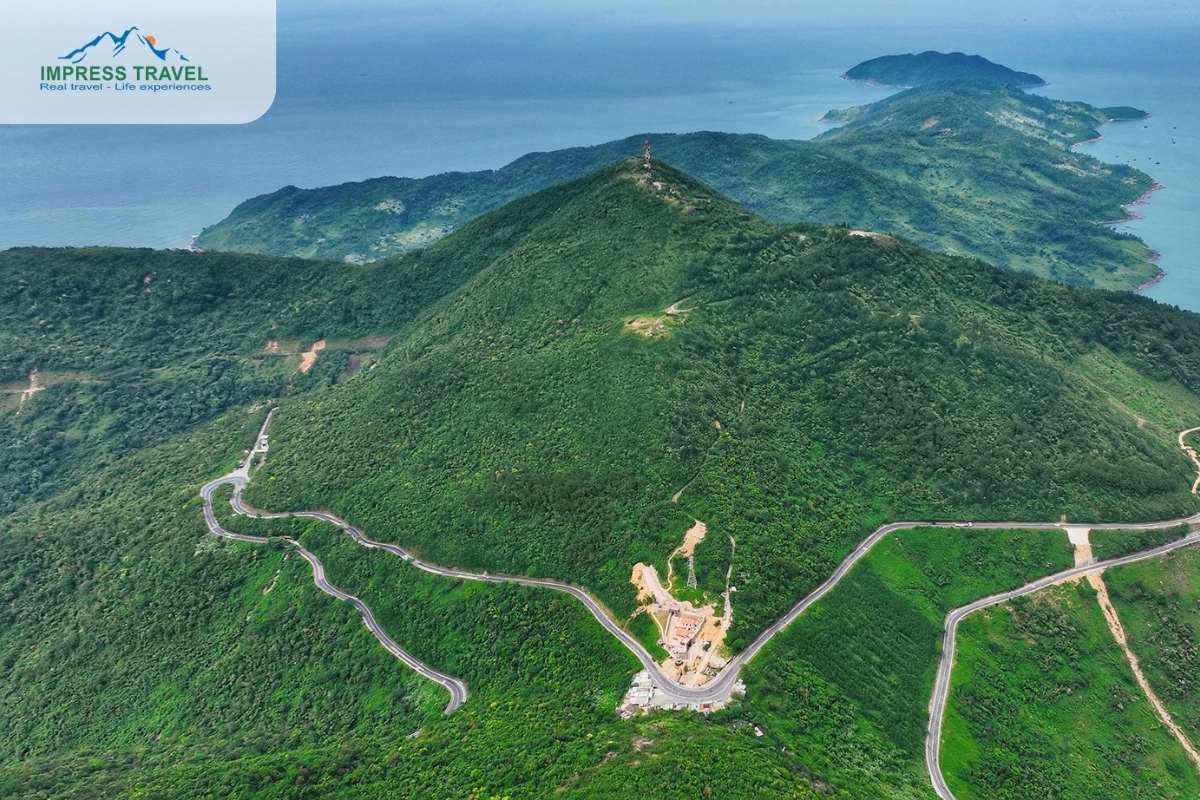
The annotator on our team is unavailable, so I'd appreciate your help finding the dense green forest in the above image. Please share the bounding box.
[244,158,1200,650]
[198,82,1157,290]
[0,188,585,513]
[943,581,1200,798]
[5,159,1200,797]
[842,51,1045,87]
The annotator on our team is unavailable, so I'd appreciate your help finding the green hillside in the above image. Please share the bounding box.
[4,160,1200,797]
[943,581,1200,798]
[197,82,1157,290]
[843,51,1045,87]
[242,159,1200,648]
[768,527,1072,761]
[1107,546,1200,738]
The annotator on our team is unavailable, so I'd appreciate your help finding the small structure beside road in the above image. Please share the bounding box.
[618,670,744,718]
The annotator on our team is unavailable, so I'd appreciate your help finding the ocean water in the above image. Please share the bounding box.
[1,17,1197,307]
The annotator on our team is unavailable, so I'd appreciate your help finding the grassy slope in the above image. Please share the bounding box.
[1091,524,1191,560]
[740,527,1071,789]
[943,581,1200,798]
[1106,546,1200,738]
[197,83,1156,290]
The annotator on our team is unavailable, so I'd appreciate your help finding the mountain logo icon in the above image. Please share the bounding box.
[60,26,189,64]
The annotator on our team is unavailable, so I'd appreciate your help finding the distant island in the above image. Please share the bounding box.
[844,51,1046,88]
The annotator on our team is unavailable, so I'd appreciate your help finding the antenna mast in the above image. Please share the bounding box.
[643,138,652,175]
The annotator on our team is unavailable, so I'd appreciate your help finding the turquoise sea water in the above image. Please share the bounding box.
[1,18,1197,308]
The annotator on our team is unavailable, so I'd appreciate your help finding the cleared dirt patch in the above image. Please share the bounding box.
[848,230,898,248]
[1067,527,1094,567]
[623,315,677,338]
[678,520,707,557]
[1179,426,1200,493]
[298,340,326,374]
[629,521,733,687]
[261,339,302,355]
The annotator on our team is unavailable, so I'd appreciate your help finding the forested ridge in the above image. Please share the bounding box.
[245,158,1200,651]
[4,158,1200,797]
[0,189,570,513]
[198,81,1157,290]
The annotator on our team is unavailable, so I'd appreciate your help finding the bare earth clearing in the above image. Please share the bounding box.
[629,520,733,688]
[298,340,326,373]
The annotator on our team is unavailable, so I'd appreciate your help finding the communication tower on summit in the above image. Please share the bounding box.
[643,138,652,174]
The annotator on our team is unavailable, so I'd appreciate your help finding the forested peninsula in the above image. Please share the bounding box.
[199,81,1158,291]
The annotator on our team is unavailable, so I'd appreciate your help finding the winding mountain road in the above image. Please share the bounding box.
[199,411,1200,793]
[201,467,469,710]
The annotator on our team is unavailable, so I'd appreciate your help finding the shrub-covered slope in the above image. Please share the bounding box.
[197,83,1157,290]
[815,82,1156,287]
[944,582,1200,799]
[244,158,1200,651]
[0,194,575,513]
[1106,546,1200,739]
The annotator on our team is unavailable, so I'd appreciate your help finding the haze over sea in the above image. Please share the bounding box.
[2,16,1198,308]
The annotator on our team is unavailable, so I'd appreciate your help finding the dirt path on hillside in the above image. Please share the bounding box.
[15,368,44,415]
[1067,527,1093,568]
[679,521,706,556]
[1087,570,1200,774]
[1179,427,1200,493]
[298,340,326,373]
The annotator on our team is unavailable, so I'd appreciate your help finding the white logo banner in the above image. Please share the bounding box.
[0,0,275,124]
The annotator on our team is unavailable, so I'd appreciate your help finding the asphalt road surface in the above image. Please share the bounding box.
[201,474,469,714]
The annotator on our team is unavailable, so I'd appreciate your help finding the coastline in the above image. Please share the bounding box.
[1135,254,1165,294]
[1073,111,1171,299]
[1098,183,1166,225]
[839,74,912,89]
[1071,113,1154,149]
[1102,183,1166,294]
